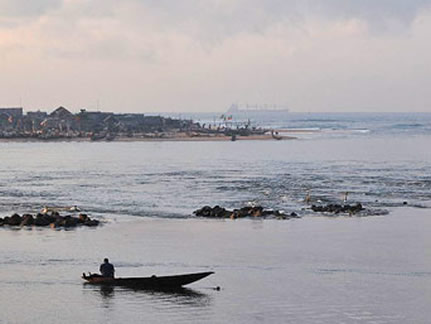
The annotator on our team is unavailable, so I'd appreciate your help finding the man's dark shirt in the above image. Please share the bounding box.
[100,262,115,277]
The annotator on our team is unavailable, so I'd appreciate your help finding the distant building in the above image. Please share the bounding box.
[0,113,11,129]
[49,106,74,119]
[0,107,23,129]
[76,109,114,132]
[116,113,147,131]
[0,105,201,138]
[0,107,23,119]
[27,111,48,119]
[38,106,78,133]
[24,111,49,132]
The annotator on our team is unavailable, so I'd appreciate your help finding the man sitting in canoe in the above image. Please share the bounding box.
[100,258,115,278]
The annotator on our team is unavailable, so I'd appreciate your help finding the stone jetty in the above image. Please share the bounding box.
[193,205,299,219]
[194,202,372,219]
[310,203,364,215]
[0,212,100,229]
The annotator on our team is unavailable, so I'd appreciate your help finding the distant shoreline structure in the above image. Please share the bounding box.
[227,103,289,114]
[0,105,295,142]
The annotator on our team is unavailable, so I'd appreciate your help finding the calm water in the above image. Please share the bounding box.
[1,113,431,323]
[1,210,431,323]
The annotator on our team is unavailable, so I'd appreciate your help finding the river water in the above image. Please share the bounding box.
[1,113,431,323]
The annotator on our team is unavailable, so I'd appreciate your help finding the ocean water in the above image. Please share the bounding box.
[1,112,431,323]
[1,113,431,218]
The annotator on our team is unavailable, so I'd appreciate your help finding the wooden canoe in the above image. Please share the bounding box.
[82,271,214,289]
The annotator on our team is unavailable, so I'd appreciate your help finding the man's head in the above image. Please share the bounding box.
[104,258,109,263]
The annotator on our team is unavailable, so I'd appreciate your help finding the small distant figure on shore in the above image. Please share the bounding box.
[100,258,115,278]
[304,190,311,204]
[343,192,349,204]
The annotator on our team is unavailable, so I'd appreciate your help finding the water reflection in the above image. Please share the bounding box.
[99,285,114,298]
[83,284,212,308]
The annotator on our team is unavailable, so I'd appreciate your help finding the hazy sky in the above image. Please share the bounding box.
[1,0,431,113]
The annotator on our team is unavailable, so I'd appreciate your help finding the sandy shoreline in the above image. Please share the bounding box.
[0,134,296,143]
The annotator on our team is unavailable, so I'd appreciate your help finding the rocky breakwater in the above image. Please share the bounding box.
[0,212,100,229]
[194,205,299,220]
[310,203,364,215]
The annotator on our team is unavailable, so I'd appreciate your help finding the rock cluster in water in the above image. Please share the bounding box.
[0,212,100,229]
[193,205,299,219]
[310,203,364,215]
